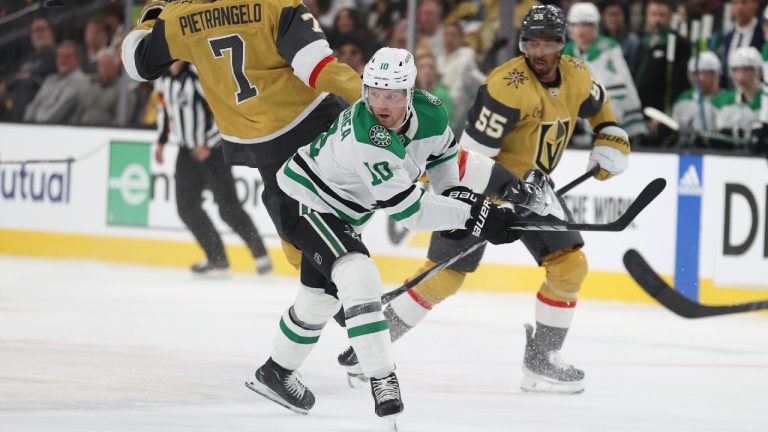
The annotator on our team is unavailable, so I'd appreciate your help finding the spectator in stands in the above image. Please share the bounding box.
[316,0,355,29]
[328,7,366,50]
[73,48,135,127]
[82,18,110,74]
[672,51,724,145]
[0,16,57,122]
[416,53,455,131]
[634,0,691,116]
[565,2,647,140]
[417,0,445,57]
[102,5,126,49]
[712,47,763,148]
[599,0,640,69]
[23,41,88,124]
[336,33,368,75]
[390,18,431,57]
[437,22,484,134]
[721,0,763,87]
[367,0,408,37]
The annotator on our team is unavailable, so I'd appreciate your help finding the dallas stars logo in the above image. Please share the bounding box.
[503,69,528,89]
[369,125,392,147]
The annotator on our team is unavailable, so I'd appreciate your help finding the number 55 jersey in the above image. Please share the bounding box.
[460,55,617,178]
[122,0,361,168]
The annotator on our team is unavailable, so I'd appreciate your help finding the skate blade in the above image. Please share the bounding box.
[385,414,400,431]
[520,366,585,395]
[192,269,231,279]
[244,380,309,415]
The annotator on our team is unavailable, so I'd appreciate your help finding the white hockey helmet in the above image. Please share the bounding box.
[687,51,722,75]
[362,47,417,129]
[729,46,762,73]
[567,2,600,25]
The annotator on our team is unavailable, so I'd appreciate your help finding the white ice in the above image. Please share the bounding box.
[0,256,766,432]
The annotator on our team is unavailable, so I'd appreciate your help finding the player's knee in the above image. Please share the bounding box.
[413,261,467,305]
[543,247,588,296]
[281,240,302,271]
[292,285,340,326]
[331,252,382,305]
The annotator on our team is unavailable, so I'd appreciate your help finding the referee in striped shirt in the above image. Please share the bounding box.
[155,61,271,275]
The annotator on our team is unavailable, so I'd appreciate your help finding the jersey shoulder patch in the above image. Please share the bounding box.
[484,57,534,109]
[413,89,450,140]
[351,103,406,158]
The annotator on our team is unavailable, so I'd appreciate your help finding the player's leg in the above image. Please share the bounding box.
[337,232,485,387]
[520,227,587,394]
[203,145,272,274]
[246,259,339,414]
[175,149,228,274]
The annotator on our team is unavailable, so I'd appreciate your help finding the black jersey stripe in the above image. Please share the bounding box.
[375,184,417,209]
[293,154,369,213]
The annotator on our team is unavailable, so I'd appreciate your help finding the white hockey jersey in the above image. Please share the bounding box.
[712,87,763,141]
[672,89,720,132]
[564,35,647,137]
[277,90,471,232]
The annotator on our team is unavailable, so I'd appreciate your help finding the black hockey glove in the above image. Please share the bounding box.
[441,186,521,245]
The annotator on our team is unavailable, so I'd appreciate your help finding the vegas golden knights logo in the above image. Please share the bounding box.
[535,118,571,174]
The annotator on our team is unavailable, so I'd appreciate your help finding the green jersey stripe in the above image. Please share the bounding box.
[306,212,346,257]
[280,318,320,344]
[391,189,425,221]
[283,160,374,226]
[347,320,389,338]
[425,150,458,170]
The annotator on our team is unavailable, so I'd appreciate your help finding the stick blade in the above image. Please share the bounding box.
[623,249,701,318]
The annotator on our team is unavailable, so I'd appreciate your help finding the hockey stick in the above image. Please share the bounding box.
[623,249,768,318]
[505,177,666,232]
[0,140,108,165]
[381,166,600,303]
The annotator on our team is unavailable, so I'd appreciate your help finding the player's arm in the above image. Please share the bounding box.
[274,0,361,104]
[579,77,630,181]
[424,128,461,194]
[458,84,521,158]
[121,1,174,82]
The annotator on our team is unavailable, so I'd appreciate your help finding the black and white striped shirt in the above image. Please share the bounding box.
[155,64,219,149]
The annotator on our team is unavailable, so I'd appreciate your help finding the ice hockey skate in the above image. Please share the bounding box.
[521,323,585,394]
[370,372,404,431]
[190,259,229,277]
[337,346,368,388]
[245,358,315,415]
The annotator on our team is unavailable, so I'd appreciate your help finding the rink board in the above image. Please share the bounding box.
[1,124,766,303]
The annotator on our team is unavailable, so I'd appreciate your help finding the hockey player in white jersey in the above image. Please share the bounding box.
[712,47,764,147]
[672,51,723,143]
[564,2,646,140]
[245,47,538,423]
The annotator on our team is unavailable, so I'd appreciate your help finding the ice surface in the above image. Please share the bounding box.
[0,256,766,432]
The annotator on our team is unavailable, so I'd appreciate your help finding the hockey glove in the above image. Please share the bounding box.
[441,186,521,245]
[138,0,167,25]
[589,125,630,180]
[500,169,564,219]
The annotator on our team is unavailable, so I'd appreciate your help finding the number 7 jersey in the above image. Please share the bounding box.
[460,55,617,178]
[123,0,360,147]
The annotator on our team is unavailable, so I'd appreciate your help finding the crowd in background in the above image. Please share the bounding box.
[1,0,768,155]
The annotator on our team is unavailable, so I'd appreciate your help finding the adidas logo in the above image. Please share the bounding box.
[678,164,702,196]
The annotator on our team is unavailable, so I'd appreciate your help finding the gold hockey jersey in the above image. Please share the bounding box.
[123,0,360,147]
[459,55,616,177]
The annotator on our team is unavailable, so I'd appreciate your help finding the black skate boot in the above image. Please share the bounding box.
[521,323,585,394]
[245,358,315,414]
[190,259,229,276]
[255,254,273,275]
[370,372,404,430]
[337,346,368,388]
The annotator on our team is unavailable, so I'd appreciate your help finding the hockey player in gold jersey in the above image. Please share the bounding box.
[121,0,361,258]
[338,5,631,395]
